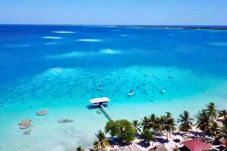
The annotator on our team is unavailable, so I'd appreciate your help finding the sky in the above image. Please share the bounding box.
[0,0,226,25]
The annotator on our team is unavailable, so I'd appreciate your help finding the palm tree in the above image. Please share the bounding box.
[165,112,176,140]
[206,102,217,121]
[141,116,150,130]
[219,110,227,118]
[165,112,172,119]
[132,120,140,133]
[219,110,227,124]
[141,114,157,131]
[220,123,227,147]
[93,130,109,150]
[141,129,155,145]
[178,111,193,132]
[210,121,220,137]
[196,109,212,136]
[148,114,156,129]
[155,115,167,134]
[75,146,85,151]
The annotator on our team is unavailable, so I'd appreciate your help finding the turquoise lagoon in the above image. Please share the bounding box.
[0,25,227,151]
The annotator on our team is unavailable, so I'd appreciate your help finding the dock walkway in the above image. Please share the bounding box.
[89,97,113,121]
[100,104,113,121]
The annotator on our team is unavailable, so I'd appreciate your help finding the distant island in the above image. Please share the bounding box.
[137,25,227,30]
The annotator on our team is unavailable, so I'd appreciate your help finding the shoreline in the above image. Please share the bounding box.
[0,92,226,150]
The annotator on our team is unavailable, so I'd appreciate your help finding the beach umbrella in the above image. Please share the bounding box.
[182,139,212,151]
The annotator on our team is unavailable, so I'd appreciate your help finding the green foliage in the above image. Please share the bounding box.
[220,123,227,139]
[178,111,193,132]
[220,123,227,147]
[164,112,176,133]
[140,114,156,131]
[105,120,119,137]
[196,110,219,136]
[147,114,157,129]
[75,146,85,151]
[100,102,225,146]
[141,129,154,143]
[140,112,175,136]
[196,102,219,136]
[210,121,220,137]
[132,120,139,129]
[206,102,217,121]
[219,110,227,118]
[141,116,151,130]
[132,120,140,133]
[93,130,109,150]
[219,110,227,124]
[105,119,136,144]
[196,109,212,134]
[155,115,167,133]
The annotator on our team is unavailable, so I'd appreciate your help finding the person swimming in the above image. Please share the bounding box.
[97,85,103,90]
[128,89,135,96]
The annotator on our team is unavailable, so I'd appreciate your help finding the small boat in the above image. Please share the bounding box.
[160,89,166,94]
[97,85,103,90]
[36,109,48,116]
[128,90,135,96]
[58,118,74,123]
[18,119,32,129]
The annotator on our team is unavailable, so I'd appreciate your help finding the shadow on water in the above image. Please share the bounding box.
[86,104,108,110]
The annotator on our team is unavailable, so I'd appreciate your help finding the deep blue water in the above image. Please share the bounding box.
[1,25,227,86]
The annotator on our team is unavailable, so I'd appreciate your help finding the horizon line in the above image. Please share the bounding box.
[0,23,227,27]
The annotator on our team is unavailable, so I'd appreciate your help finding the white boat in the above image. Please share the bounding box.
[128,90,135,96]
[160,89,166,94]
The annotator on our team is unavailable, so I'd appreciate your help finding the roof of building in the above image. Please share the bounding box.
[89,97,110,104]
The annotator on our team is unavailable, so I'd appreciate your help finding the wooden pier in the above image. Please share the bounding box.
[89,97,113,121]
[100,104,113,121]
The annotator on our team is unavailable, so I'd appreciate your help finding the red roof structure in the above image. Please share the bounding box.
[182,139,212,151]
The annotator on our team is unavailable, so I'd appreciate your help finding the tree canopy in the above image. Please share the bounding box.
[105,119,136,144]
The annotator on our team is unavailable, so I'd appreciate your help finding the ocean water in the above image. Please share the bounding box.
[0,25,227,151]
